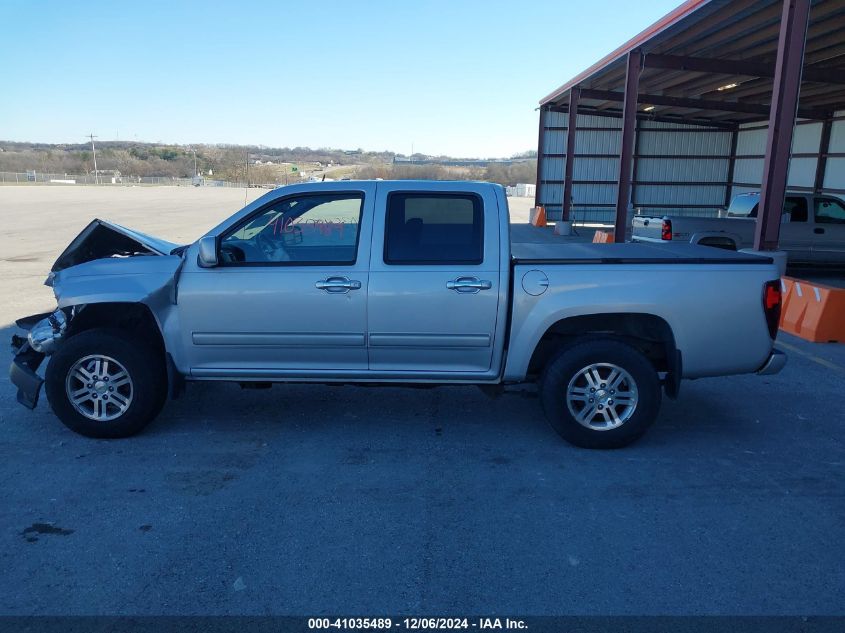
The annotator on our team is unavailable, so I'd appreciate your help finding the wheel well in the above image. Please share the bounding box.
[67,302,165,354]
[527,313,677,377]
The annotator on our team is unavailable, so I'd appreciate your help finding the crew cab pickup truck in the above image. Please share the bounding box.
[632,192,845,264]
[10,181,786,448]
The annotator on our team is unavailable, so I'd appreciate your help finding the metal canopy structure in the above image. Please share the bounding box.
[536,0,845,250]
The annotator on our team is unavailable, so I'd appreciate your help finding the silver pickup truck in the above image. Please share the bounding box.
[632,191,845,264]
[10,181,785,448]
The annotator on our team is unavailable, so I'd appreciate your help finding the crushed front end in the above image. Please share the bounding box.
[9,218,182,411]
[10,309,69,409]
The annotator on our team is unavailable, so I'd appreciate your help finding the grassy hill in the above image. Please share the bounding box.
[0,141,536,187]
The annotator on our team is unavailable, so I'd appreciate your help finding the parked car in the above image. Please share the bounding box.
[632,192,845,264]
[10,181,785,448]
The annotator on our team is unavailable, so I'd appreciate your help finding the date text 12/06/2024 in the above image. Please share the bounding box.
[307,618,528,630]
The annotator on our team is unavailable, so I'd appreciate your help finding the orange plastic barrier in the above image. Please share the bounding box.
[530,206,547,227]
[779,278,795,318]
[779,276,845,343]
[592,230,615,243]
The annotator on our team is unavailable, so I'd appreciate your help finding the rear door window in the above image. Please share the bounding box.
[383,193,484,265]
[784,197,808,222]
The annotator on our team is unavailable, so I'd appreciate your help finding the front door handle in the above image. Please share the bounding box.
[814,227,825,234]
[316,276,362,293]
[447,276,493,293]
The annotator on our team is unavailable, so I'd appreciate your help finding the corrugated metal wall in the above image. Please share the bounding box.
[732,112,845,202]
[733,120,819,196]
[537,110,732,223]
[826,113,845,191]
[538,109,845,223]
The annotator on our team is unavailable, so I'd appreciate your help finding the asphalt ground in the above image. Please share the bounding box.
[0,186,843,615]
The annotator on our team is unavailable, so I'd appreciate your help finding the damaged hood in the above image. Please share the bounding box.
[51,219,181,273]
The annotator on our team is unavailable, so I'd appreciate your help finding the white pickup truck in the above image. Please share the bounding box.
[11,181,785,449]
[632,192,845,264]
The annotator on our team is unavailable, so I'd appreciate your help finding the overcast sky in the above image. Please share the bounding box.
[2,0,681,157]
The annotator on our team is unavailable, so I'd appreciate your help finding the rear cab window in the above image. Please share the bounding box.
[727,194,807,221]
[726,194,759,218]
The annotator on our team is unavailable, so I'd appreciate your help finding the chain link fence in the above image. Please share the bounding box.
[0,171,257,188]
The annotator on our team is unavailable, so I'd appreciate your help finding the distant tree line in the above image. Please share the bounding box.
[353,160,536,187]
[0,142,395,181]
[0,140,536,186]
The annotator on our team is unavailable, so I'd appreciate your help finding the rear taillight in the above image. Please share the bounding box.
[661,219,672,240]
[763,280,782,339]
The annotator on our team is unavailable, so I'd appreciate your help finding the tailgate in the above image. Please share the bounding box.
[631,216,665,241]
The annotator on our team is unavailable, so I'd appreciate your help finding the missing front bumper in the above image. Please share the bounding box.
[9,339,46,410]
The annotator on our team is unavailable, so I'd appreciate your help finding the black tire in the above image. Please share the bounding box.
[540,339,661,449]
[45,328,167,438]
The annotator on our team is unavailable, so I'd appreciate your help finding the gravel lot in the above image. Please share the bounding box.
[0,186,843,616]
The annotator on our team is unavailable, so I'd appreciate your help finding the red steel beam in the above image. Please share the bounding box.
[579,87,830,120]
[615,50,643,240]
[534,106,546,208]
[725,128,739,208]
[644,52,845,85]
[562,88,580,221]
[814,118,833,193]
[755,0,812,251]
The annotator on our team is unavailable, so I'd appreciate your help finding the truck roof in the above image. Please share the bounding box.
[276,179,501,188]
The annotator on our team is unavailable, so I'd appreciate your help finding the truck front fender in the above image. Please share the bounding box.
[49,256,186,367]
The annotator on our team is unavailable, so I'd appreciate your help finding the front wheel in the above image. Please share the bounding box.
[540,339,661,449]
[45,328,167,438]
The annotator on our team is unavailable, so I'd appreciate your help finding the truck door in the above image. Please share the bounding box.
[176,185,375,375]
[778,196,814,264]
[367,184,502,376]
[810,197,845,264]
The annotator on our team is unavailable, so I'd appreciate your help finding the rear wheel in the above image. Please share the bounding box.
[45,328,167,438]
[540,339,661,449]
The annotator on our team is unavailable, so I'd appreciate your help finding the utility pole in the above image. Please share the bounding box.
[88,133,99,185]
[188,148,197,177]
[244,150,250,205]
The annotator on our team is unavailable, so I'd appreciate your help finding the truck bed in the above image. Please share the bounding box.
[511,241,773,265]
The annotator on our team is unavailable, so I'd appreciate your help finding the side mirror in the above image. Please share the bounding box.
[197,236,219,268]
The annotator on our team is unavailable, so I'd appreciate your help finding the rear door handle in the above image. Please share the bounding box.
[447,276,493,293]
[316,276,362,293]
[814,227,825,234]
